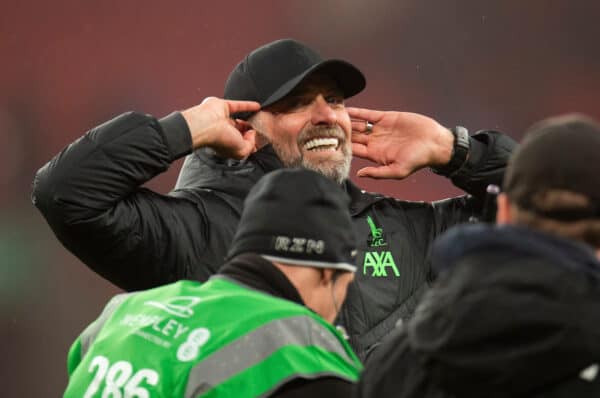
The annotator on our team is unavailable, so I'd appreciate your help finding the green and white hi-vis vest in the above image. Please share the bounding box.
[64,277,362,398]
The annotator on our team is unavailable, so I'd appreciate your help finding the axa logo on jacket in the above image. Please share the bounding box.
[363,216,399,277]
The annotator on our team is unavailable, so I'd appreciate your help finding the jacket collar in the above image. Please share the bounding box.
[173,145,283,195]
[344,179,386,216]
[217,253,305,306]
[174,144,385,214]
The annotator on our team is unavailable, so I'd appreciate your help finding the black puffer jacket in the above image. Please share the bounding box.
[357,224,600,397]
[32,111,515,359]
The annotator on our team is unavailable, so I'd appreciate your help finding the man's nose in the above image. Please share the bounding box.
[310,95,338,126]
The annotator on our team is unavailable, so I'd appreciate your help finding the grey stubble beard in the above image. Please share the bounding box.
[269,125,352,185]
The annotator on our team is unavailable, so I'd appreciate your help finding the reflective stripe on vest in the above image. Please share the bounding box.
[186,314,358,397]
[80,293,133,358]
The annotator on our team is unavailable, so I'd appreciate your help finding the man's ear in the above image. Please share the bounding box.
[496,193,513,225]
[235,119,261,153]
[235,119,256,134]
[320,269,335,286]
[245,114,270,149]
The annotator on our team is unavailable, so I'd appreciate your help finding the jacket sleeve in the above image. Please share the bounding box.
[425,130,517,282]
[31,111,211,291]
[448,130,517,199]
[430,130,517,231]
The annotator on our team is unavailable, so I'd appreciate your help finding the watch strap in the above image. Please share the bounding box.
[431,126,470,177]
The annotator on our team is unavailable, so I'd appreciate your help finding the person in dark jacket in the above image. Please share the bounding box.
[32,38,516,360]
[65,168,362,398]
[357,114,600,397]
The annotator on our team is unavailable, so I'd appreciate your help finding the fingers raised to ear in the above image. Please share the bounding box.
[235,119,253,133]
[357,165,406,180]
[226,100,261,115]
[351,142,369,159]
[347,107,385,123]
[351,119,373,133]
[351,132,370,145]
[241,129,258,153]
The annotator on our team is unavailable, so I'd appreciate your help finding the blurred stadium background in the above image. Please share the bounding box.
[2,1,599,395]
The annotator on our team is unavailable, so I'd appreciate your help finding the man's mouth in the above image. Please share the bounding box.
[303,137,340,152]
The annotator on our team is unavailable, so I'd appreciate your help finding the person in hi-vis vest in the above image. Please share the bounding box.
[64,168,362,398]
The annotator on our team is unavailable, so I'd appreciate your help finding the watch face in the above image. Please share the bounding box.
[455,126,470,148]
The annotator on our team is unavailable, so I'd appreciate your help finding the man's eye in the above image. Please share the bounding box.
[284,97,311,110]
[289,98,307,108]
[326,96,344,105]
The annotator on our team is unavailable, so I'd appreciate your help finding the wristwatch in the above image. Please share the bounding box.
[431,126,470,177]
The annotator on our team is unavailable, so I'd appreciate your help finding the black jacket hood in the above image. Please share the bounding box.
[410,224,600,397]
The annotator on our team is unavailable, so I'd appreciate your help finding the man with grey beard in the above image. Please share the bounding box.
[33,39,516,360]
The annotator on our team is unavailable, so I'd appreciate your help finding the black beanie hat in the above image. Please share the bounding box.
[504,114,600,220]
[224,38,365,119]
[227,168,357,272]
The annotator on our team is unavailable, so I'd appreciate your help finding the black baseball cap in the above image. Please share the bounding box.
[504,114,600,220]
[224,38,366,119]
[227,168,357,272]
